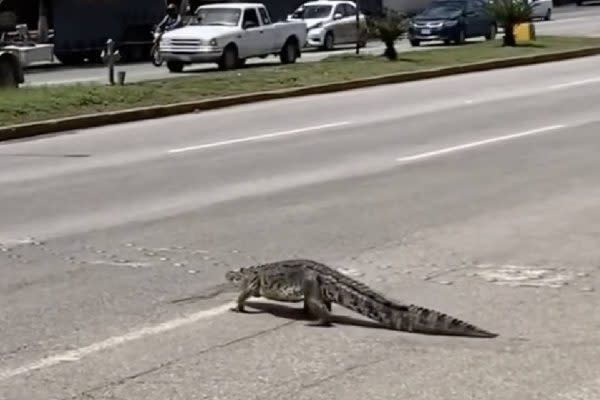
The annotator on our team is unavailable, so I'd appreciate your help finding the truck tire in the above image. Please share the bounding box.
[166,60,184,73]
[0,55,19,89]
[280,38,299,65]
[218,45,239,71]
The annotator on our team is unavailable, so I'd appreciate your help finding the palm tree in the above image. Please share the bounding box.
[366,9,408,60]
[487,0,533,46]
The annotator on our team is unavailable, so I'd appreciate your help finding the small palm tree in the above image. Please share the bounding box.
[487,0,533,46]
[366,9,409,60]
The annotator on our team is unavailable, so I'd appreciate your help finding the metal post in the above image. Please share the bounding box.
[355,0,360,54]
[107,39,115,85]
[101,39,121,85]
[117,71,126,85]
[37,0,49,42]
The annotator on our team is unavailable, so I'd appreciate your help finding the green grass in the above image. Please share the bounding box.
[1,35,599,127]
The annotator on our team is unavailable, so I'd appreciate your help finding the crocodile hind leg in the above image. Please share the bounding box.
[302,271,333,326]
[303,298,331,314]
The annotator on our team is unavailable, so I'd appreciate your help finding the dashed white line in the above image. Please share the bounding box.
[168,122,351,154]
[0,301,235,381]
[550,77,600,90]
[396,125,566,163]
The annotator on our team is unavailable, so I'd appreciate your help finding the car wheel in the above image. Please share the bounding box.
[485,24,497,40]
[455,28,466,45]
[322,32,334,51]
[409,39,420,47]
[544,8,552,20]
[218,45,238,70]
[166,60,184,73]
[280,39,299,64]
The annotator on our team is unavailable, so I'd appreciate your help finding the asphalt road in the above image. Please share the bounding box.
[1,53,600,399]
[22,4,600,87]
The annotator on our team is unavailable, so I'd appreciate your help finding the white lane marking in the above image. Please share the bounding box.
[0,302,235,381]
[168,122,350,154]
[550,77,600,90]
[396,125,566,163]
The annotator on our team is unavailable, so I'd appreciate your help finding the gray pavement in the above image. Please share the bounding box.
[1,54,600,399]
[21,4,600,87]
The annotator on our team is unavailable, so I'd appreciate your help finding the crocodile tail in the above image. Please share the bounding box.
[391,304,498,338]
[325,279,497,338]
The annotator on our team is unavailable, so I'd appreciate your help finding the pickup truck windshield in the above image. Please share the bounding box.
[297,5,332,19]
[195,8,242,26]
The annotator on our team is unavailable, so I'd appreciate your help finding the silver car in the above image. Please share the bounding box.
[528,0,553,21]
[287,0,367,50]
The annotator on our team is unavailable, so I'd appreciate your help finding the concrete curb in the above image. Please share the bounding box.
[2,45,600,142]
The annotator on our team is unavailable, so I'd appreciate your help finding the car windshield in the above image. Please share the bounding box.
[194,8,241,26]
[420,2,465,16]
[296,5,333,19]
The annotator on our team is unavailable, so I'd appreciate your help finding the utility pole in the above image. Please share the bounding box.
[355,0,360,54]
[37,0,49,42]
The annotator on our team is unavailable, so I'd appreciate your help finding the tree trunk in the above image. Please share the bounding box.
[502,23,516,47]
[383,40,397,60]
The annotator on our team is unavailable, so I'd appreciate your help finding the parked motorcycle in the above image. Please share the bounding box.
[150,29,164,67]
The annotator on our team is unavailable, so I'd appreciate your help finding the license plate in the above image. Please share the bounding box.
[421,28,431,35]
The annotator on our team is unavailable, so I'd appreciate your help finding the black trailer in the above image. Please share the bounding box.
[0,0,167,65]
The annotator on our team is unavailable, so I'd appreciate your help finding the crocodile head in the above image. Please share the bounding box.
[225,268,251,286]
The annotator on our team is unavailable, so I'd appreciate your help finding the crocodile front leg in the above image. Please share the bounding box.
[231,276,260,313]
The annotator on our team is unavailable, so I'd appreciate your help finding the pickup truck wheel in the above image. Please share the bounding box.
[166,61,184,73]
[280,39,298,64]
[218,46,239,70]
[0,57,18,88]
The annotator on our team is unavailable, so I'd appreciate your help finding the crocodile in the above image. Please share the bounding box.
[225,259,498,338]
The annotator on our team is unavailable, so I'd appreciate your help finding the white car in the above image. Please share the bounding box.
[529,0,553,21]
[159,3,308,72]
[287,0,368,50]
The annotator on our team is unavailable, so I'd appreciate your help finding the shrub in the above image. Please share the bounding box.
[366,9,409,60]
[487,0,533,46]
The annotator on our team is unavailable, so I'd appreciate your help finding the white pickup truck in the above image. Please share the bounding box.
[159,3,308,72]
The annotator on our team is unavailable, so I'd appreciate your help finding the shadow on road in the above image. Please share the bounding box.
[243,301,391,331]
[243,301,500,338]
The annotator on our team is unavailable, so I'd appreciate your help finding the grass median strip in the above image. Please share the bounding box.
[2,35,600,128]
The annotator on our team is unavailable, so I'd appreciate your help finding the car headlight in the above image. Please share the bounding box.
[310,22,323,29]
[444,20,458,26]
[209,38,218,46]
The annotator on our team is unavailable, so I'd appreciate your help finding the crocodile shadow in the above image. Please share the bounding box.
[243,301,499,338]
[243,300,389,331]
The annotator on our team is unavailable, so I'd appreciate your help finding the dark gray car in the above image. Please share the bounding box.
[408,0,497,46]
